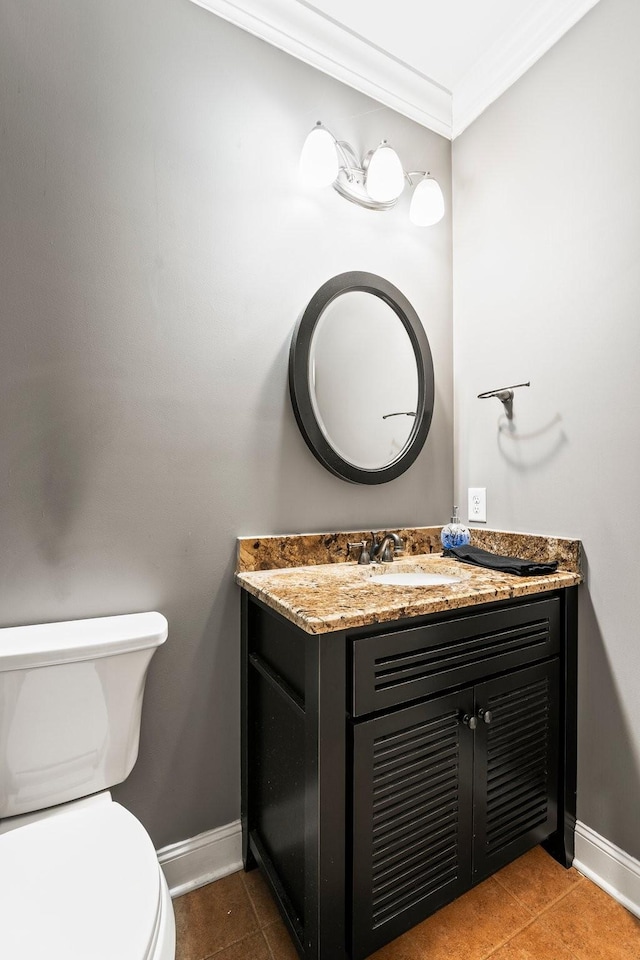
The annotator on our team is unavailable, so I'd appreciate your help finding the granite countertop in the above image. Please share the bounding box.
[235,528,582,635]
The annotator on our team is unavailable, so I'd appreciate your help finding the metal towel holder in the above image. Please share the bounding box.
[478,381,530,420]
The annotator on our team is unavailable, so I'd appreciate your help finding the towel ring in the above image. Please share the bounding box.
[478,381,530,419]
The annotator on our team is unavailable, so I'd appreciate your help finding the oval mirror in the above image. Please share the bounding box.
[289,272,435,483]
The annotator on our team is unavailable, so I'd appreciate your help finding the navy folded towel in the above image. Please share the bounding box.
[443,544,558,576]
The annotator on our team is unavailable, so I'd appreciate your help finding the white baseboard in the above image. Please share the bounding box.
[157,820,242,898]
[157,816,640,915]
[574,820,640,919]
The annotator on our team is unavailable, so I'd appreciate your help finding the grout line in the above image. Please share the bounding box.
[491,872,537,918]
[206,927,280,960]
[533,880,584,919]
[492,869,584,917]
[463,878,537,960]
[477,914,537,960]
[240,871,283,931]
[262,923,277,960]
[239,870,283,959]
[261,929,277,960]
[487,873,537,916]
[183,874,266,960]
[239,870,264,929]
[481,911,581,960]
[481,915,538,959]
[482,884,585,960]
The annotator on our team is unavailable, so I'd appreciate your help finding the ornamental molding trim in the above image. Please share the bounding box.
[188,0,452,137]
[452,0,602,136]
[188,0,601,141]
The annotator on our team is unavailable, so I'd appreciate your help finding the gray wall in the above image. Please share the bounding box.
[0,0,453,846]
[453,0,640,858]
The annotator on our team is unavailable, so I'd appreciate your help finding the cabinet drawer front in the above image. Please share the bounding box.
[352,689,474,960]
[352,598,560,716]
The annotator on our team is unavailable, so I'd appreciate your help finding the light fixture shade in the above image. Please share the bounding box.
[365,143,405,203]
[409,177,445,226]
[299,124,339,188]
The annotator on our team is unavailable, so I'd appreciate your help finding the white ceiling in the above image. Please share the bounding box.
[304,0,545,91]
[189,0,601,138]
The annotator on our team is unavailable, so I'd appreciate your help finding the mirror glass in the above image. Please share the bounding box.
[309,292,418,469]
[289,272,435,484]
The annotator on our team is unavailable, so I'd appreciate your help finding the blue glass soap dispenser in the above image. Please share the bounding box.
[440,506,471,550]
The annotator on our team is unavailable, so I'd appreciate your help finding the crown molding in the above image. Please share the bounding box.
[188,0,453,139]
[188,0,601,142]
[452,0,602,138]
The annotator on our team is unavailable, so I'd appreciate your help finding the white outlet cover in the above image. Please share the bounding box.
[468,487,487,523]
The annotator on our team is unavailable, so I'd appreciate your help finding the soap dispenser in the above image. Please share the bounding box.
[440,506,470,550]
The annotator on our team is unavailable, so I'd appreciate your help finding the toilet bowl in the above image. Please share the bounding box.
[0,793,175,959]
[0,612,175,960]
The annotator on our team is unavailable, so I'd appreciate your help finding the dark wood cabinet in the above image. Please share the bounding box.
[352,686,474,959]
[241,589,577,960]
[472,659,560,883]
[351,659,560,959]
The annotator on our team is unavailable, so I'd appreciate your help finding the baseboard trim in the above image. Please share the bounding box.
[574,820,640,919]
[157,820,242,898]
[158,817,640,914]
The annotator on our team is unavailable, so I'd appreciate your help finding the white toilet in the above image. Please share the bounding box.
[0,611,176,960]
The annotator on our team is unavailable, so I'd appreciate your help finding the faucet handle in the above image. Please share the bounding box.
[347,541,371,565]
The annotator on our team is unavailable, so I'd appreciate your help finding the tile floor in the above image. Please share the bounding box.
[173,846,640,960]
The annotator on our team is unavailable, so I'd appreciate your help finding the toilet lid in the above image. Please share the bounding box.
[0,801,162,960]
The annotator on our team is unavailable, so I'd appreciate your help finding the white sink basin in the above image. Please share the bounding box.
[370,572,462,587]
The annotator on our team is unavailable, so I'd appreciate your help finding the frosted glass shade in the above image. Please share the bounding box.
[299,126,339,188]
[409,177,445,226]
[365,144,405,203]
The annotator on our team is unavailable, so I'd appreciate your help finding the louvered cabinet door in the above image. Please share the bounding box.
[351,690,474,960]
[472,659,560,882]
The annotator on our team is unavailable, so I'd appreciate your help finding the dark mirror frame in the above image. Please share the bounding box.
[289,271,435,484]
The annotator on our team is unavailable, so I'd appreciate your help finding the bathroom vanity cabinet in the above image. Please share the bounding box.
[241,587,578,960]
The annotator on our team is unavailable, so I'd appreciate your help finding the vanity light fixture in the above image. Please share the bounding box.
[409,175,446,226]
[299,121,445,225]
[299,123,339,188]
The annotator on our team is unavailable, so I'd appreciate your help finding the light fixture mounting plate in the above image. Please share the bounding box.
[333,170,397,211]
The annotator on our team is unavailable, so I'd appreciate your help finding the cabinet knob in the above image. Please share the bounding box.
[460,712,478,730]
[477,707,493,724]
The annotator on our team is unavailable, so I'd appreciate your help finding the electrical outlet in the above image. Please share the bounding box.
[468,487,487,523]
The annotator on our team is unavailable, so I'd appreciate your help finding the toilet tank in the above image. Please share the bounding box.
[0,612,168,818]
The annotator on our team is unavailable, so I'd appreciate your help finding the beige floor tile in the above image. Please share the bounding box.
[262,919,301,960]
[210,931,272,960]
[485,918,579,960]
[493,846,583,914]
[174,854,639,960]
[366,927,424,960]
[174,872,259,960]
[369,877,531,960]
[242,869,281,927]
[538,879,640,960]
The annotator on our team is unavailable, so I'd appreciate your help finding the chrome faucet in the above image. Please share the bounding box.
[371,531,404,563]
